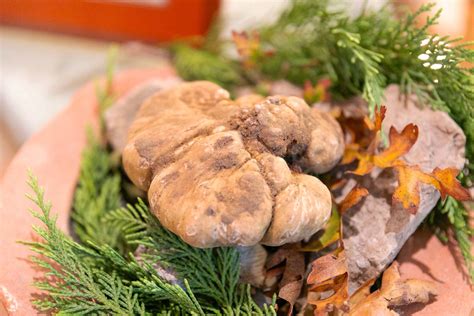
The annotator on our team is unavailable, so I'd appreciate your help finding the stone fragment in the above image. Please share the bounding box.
[336,85,466,292]
[237,245,268,287]
[105,78,182,151]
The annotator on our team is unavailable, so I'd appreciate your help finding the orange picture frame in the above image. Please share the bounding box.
[0,0,220,42]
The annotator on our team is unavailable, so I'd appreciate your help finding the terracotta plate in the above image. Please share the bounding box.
[0,68,472,315]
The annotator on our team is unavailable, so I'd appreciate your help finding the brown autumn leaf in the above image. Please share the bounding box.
[266,244,305,314]
[350,124,419,176]
[339,186,369,215]
[307,248,349,315]
[372,105,386,133]
[341,143,361,165]
[363,104,386,151]
[341,106,386,166]
[349,261,437,316]
[347,278,376,308]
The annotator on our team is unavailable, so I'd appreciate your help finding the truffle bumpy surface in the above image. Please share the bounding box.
[123,81,344,248]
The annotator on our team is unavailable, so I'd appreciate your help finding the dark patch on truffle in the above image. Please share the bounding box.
[214,136,234,150]
[267,97,283,105]
[212,153,239,170]
[221,214,234,225]
[235,173,267,215]
[206,207,217,216]
[216,192,226,201]
[161,171,180,185]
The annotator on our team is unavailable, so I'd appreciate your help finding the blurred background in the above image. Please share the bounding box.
[0,0,473,177]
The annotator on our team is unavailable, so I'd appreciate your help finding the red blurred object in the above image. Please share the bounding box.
[0,0,220,42]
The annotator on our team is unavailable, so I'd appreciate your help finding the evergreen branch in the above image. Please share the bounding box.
[255,0,385,112]
[106,200,276,314]
[71,130,123,250]
[96,45,118,116]
[23,173,147,315]
[173,44,243,90]
[25,172,276,314]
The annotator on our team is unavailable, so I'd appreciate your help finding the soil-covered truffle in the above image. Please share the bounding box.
[123,81,344,248]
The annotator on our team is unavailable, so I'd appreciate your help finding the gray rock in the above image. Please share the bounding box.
[268,80,304,98]
[338,85,466,292]
[237,245,268,288]
[235,80,304,99]
[105,78,181,151]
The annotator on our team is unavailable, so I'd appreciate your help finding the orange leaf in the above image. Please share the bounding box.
[349,152,374,176]
[393,165,471,214]
[364,105,386,133]
[348,278,376,307]
[374,124,418,168]
[432,167,471,201]
[392,165,439,214]
[339,186,369,214]
[342,143,361,165]
[349,262,437,316]
[231,30,261,68]
[373,105,386,133]
[303,80,314,103]
[309,275,349,315]
[304,79,332,103]
[330,178,348,192]
[339,105,470,215]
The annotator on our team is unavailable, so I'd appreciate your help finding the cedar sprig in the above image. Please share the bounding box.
[26,170,276,314]
[22,173,147,315]
[71,129,123,250]
[256,0,385,112]
[172,43,243,90]
[106,200,277,314]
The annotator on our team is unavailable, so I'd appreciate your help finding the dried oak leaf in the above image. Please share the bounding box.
[392,165,471,214]
[349,261,438,316]
[431,167,471,200]
[307,248,349,315]
[123,82,345,247]
[350,123,418,176]
[339,186,369,215]
[266,244,305,314]
[341,105,386,165]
